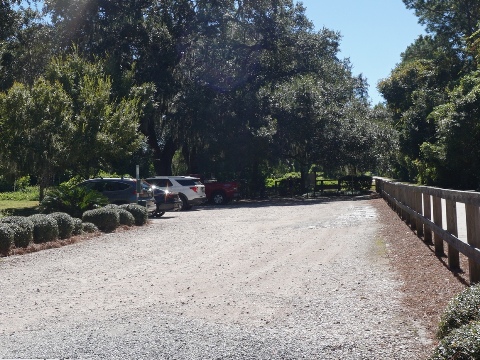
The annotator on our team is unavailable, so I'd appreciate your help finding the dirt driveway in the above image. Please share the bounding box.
[0,197,430,359]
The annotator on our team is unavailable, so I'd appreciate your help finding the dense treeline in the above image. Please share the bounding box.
[0,0,398,196]
[379,0,480,190]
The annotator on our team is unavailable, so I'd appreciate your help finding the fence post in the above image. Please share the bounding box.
[423,193,433,244]
[466,204,480,283]
[432,195,444,255]
[446,199,460,270]
[415,189,423,237]
[408,186,416,231]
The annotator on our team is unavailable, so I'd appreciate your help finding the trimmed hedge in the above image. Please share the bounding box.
[49,212,75,239]
[82,222,99,233]
[72,218,83,235]
[430,321,480,360]
[104,204,136,226]
[82,208,120,233]
[0,223,14,254]
[119,204,148,226]
[437,284,480,339]
[118,209,135,226]
[28,214,59,243]
[0,216,34,248]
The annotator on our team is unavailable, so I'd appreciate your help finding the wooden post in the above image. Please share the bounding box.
[415,190,423,237]
[432,196,444,255]
[402,186,410,225]
[466,204,480,283]
[446,199,460,270]
[423,193,433,244]
[408,187,416,231]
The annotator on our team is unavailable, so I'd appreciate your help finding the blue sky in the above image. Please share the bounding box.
[297,0,425,105]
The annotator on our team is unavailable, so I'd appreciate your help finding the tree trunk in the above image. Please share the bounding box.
[154,137,177,175]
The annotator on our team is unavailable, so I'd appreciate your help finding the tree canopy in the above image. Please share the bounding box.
[0,0,397,192]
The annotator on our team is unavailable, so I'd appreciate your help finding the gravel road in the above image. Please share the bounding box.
[0,197,430,359]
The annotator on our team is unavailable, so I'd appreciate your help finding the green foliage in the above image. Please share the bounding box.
[82,222,98,234]
[49,212,75,239]
[72,217,83,236]
[119,204,148,226]
[429,321,480,360]
[0,223,14,254]
[28,214,59,244]
[0,216,34,248]
[437,284,480,339]
[105,204,136,226]
[82,208,120,233]
[118,209,135,226]
[0,186,39,201]
[40,184,109,218]
[338,175,373,193]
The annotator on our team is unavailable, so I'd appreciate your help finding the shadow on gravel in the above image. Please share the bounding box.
[196,193,380,211]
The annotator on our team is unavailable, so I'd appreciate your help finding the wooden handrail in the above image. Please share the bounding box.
[375,177,480,284]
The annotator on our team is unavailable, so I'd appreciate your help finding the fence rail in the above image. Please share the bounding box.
[375,177,480,284]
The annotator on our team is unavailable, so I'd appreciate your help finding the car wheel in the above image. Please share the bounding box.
[179,194,191,211]
[154,211,165,217]
[212,191,226,205]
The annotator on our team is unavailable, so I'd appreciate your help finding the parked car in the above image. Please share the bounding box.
[189,174,240,205]
[149,185,182,217]
[79,178,156,214]
[145,176,207,210]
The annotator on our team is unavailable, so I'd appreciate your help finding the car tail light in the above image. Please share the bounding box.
[190,186,198,193]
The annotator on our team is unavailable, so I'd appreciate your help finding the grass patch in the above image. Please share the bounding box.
[0,200,39,217]
[0,187,40,217]
[0,186,39,201]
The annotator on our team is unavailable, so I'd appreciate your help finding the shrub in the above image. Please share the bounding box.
[82,222,98,233]
[49,212,75,239]
[0,223,14,254]
[339,175,373,193]
[39,184,108,218]
[0,216,34,248]
[118,209,135,226]
[72,218,83,236]
[105,204,135,226]
[119,204,148,226]
[28,214,59,243]
[82,208,120,233]
[429,321,480,360]
[436,284,480,339]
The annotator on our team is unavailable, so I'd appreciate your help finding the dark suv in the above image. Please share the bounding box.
[79,178,156,213]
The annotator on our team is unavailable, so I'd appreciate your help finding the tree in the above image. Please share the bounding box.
[0,53,147,198]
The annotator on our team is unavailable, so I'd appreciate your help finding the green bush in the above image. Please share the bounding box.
[437,284,480,339]
[28,214,59,243]
[82,222,98,233]
[82,208,120,233]
[0,216,34,248]
[49,212,75,239]
[40,184,109,218]
[0,223,14,254]
[72,218,83,236]
[105,204,135,226]
[118,209,135,226]
[429,321,480,360]
[119,204,148,226]
[338,175,373,193]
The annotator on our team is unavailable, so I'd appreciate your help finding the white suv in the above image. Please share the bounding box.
[145,176,207,210]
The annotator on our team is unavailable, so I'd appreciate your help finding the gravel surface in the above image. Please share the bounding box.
[0,197,432,359]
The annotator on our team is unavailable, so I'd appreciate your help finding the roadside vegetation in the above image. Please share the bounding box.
[1,1,480,357]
